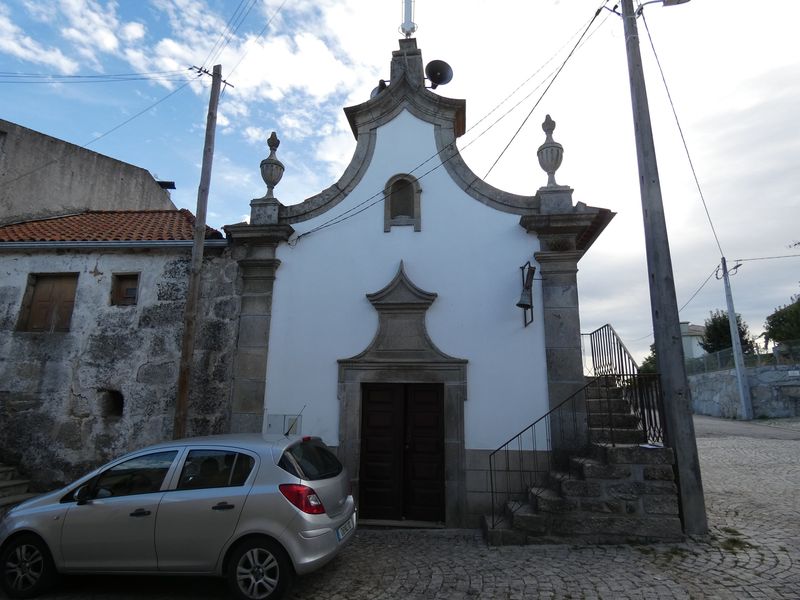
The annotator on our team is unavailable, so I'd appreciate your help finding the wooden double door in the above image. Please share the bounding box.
[359,383,445,522]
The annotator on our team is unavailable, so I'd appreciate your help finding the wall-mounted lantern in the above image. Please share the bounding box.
[516,261,536,327]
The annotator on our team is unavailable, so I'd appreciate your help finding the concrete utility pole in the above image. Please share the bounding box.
[620,0,707,535]
[173,64,222,440]
[721,257,753,419]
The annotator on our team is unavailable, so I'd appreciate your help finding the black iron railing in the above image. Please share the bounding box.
[587,324,665,444]
[488,380,594,528]
[487,325,669,529]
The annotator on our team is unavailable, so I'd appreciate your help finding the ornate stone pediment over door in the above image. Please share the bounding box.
[337,261,468,526]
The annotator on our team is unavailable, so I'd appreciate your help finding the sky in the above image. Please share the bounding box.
[1,0,798,361]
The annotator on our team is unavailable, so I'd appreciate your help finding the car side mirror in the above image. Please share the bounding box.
[74,485,91,506]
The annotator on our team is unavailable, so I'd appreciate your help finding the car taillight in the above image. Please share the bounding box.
[279,484,326,514]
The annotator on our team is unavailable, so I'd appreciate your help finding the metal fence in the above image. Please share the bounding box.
[685,340,800,375]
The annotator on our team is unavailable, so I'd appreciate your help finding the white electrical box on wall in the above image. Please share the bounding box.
[266,414,302,435]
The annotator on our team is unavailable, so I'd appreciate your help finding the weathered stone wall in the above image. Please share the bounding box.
[0,119,175,225]
[690,365,800,419]
[0,247,240,488]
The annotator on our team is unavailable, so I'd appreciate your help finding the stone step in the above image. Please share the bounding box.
[586,398,630,414]
[481,514,528,546]
[593,444,675,465]
[545,513,683,542]
[585,385,623,400]
[0,493,38,518]
[531,489,576,513]
[589,428,646,445]
[570,457,632,480]
[0,479,30,498]
[509,503,549,534]
[588,412,640,428]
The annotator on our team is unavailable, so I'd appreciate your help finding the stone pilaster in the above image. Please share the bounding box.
[225,223,293,432]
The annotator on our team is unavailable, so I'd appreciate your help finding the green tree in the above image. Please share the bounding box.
[700,309,756,354]
[764,292,800,344]
[639,344,657,373]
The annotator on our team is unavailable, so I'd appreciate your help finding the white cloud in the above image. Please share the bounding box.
[0,4,78,73]
[58,0,121,58]
[243,126,271,146]
[120,22,145,43]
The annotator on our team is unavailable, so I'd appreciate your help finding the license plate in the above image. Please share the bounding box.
[336,515,354,541]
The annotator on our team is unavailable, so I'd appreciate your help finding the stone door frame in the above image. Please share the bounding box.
[337,262,468,527]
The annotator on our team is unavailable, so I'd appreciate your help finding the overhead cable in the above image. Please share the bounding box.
[641,11,725,258]
[483,1,608,180]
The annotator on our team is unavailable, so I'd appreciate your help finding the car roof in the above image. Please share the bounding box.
[135,433,310,457]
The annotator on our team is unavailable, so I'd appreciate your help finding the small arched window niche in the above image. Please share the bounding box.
[384,174,421,232]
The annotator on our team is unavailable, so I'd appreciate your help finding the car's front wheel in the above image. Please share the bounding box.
[227,538,292,600]
[0,533,57,599]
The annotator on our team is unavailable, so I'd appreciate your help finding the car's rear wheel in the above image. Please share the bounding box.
[0,533,57,599]
[227,538,292,600]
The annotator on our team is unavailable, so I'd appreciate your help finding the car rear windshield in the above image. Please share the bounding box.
[279,440,343,481]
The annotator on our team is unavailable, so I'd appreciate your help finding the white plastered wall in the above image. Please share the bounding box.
[265,110,548,450]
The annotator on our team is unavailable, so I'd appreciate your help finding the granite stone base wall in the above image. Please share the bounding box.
[0,250,240,488]
[690,365,800,419]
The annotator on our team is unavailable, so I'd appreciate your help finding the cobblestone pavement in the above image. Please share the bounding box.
[3,416,798,599]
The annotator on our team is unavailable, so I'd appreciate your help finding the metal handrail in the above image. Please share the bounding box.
[487,325,668,530]
[488,379,595,528]
[588,324,665,445]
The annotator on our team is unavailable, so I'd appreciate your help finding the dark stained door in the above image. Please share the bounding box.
[360,383,444,522]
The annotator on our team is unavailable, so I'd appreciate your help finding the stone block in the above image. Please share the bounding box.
[605,446,675,465]
[234,349,267,380]
[213,298,239,320]
[580,461,631,480]
[136,361,175,385]
[511,505,549,534]
[643,481,678,495]
[240,294,272,315]
[643,494,679,515]
[560,479,602,497]
[579,498,626,514]
[229,412,263,434]
[535,490,578,513]
[237,315,270,348]
[643,465,675,481]
[231,380,265,414]
[605,481,645,501]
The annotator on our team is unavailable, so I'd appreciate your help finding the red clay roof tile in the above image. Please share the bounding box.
[0,210,224,242]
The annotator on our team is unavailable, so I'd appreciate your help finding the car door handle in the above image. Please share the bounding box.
[212,502,235,511]
[129,508,151,517]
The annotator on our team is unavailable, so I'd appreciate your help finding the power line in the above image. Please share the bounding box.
[203,0,262,69]
[0,69,192,84]
[201,0,249,68]
[734,254,800,263]
[226,0,291,81]
[641,10,724,257]
[679,264,719,312]
[483,1,608,180]
[291,3,610,243]
[83,79,197,148]
[3,74,199,187]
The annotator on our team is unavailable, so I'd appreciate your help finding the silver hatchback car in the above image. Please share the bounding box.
[0,434,356,600]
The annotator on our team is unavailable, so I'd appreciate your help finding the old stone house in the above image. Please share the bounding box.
[0,210,238,486]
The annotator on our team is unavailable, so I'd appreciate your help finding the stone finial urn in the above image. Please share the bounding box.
[537,115,563,187]
[259,132,284,199]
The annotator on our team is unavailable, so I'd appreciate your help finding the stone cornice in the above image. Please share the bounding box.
[520,205,615,256]
[224,222,294,245]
